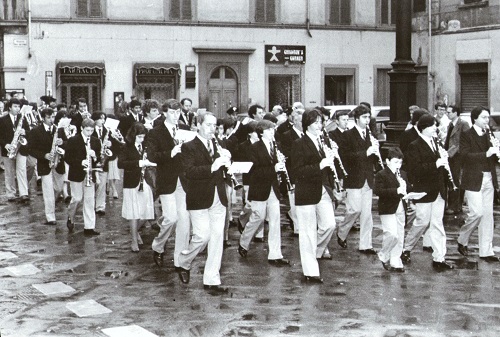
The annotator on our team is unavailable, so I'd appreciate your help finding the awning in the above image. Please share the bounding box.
[56,61,106,87]
[133,63,180,88]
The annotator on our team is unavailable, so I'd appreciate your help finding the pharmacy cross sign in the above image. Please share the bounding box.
[265,45,306,64]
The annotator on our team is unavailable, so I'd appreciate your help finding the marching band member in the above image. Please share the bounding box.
[291,109,336,283]
[337,105,378,254]
[146,99,191,269]
[119,99,144,136]
[374,148,407,272]
[70,98,91,134]
[328,110,348,147]
[142,99,161,131]
[0,98,30,203]
[27,108,67,225]
[64,118,101,236]
[176,111,229,294]
[402,114,454,271]
[118,122,156,252]
[58,111,77,203]
[457,106,500,262]
[238,119,289,266]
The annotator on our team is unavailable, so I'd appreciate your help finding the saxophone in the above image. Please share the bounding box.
[8,111,28,159]
[99,128,113,168]
[48,126,60,169]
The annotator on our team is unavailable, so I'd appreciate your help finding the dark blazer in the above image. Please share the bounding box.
[340,127,377,189]
[460,127,498,192]
[145,123,187,195]
[247,140,280,201]
[27,125,67,176]
[0,113,30,157]
[118,113,144,136]
[118,142,142,189]
[291,135,334,206]
[446,118,470,159]
[399,127,419,155]
[328,127,345,148]
[64,134,101,183]
[406,136,447,203]
[181,136,228,210]
[281,128,301,183]
[275,120,293,143]
[70,113,87,134]
[374,167,408,215]
[237,139,253,185]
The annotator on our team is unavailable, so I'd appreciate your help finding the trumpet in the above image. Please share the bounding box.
[366,128,384,169]
[485,126,500,163]
[319,135,344,192]
[322,129,347,177]
[273,140,294,192]
[8,111,28,159]
[213,137,243,190]
[433,136,458,190]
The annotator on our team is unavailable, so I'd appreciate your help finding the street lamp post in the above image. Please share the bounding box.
[382,0,418,154]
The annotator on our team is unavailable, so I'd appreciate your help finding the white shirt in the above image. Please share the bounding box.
[197,134,212,152]
[305,131,321,152]
[164,120,176,138]
[292,126,303,138]
[355,124,367,139]
[44,123,52,133]
[420,134,436,152]
[473,124,484,136]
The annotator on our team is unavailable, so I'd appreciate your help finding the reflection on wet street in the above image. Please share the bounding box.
[1,176,500,336]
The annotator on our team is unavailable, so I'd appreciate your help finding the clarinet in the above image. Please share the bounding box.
[366,128,384,169]
[84,140,94,187]
[138,146,147,192]
[273,140,294,192]
[322,129,348,177]
[433,136,458,190]
[319,135,344,192]
[485,126,500,163]
[212,137,243,190]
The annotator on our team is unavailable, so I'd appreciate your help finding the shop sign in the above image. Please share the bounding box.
[265,45,306,64]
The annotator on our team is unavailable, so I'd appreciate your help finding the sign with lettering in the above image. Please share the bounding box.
[60,67,101,75]
[265,45,306,64]
[136,67,177,76]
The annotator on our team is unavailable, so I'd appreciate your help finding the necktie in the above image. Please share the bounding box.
[317,137,325,157]
[48,126,52,135]
[444,123,454,150]
[362,130,366,140]
[481,128,486,136]
[137,143,142,153]
[207,140,214,158]
[269,142,275,160]
[172,127,176,139]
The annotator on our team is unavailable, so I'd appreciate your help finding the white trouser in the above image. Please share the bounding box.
[68,177,96,229]
[41,169,65,222]
[404,195,446,262]
[378,201,405,268]
[179,190,226,285]
[458,173,495,257]
[224,184,234,241]
[338,181,374,250]
[296,188,336,277]
[239,185,264,238]
[95,171,108,212]
[240,190,283,260]
[288,189,299,233]
[3,153,28,198]
[152,179,191,267]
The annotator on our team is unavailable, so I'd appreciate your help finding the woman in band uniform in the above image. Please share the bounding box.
[118,122,156,252]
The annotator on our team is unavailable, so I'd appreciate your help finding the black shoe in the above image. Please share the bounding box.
[95,210,106,216]
[304,276,323,284]
[44,221,57,226]
[151,222,161,231]
[292,232,299,237]
[317,253,332,260]
[480,255,500,262]
[64,196,72,204]
[223,240,232,249]
[238,245,248,258]
[153,251,164,267]
[422,246,434,253]
[337,235,347,249]
[268,258,290,266]
[18,195,29,203]
[254,237,265,243]
[352,224,360,231]
[359,248,377,255]
[83,229,100,236]
[432,260,454,271]
[391,267,405,273]
[286,213,294,230]
[237,219,244,234]
[67,217,74,231]
[203,284,228,293]
[457,243,468,256]
[7,197,17,202]
[382,261,391,271]
[177,267,190,284]
[229,220,237,228]
[401,251,411,264]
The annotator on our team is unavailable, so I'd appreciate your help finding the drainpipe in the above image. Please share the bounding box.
[427,0,433,111]
[306,0,312,37]
[28,0,32,58]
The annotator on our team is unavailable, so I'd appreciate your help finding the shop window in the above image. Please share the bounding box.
[76,0,103,18]
[375,68,390,106]
[329,0,350,25]
[255,0,276,23]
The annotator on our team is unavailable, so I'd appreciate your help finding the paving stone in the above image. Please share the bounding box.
[101,324,158,337]
[32,281,76,296]
[5,263,40,276]
[65,299,112,317]
[0,251,17,260]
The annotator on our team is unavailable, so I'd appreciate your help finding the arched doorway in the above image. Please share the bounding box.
[208,66,238,118]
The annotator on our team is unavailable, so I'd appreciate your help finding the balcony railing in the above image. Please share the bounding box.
[0,0,26,21]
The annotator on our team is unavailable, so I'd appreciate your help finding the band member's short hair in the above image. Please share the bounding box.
[417,114,436,132]
[20,98,29,107]
[162,99,181,112]
[91,112,106,121]
[77,97,87,105]
[226,106,238,115]
[256,119,275,136]
[263,113,278,123]
[448,105,461,116]
[41,108,55,118]
[81,118,95,129]
[180,97,192,106]
[221,118,236,133]
[360,102,371,110]
[248,104,264,119]
[198,111,216,125]
[386,147,404,160]
[246,121,258,134]
[302,108,323,132]
[54,111,67,125]
[284,106,294,116]
[28,102,38,111]
[57,103,67,111]
[352,105,371,122]
[7,98,21,110]
[470,105,489,124]
[409,105,419,113]
[411,108,429,125]
[335,110,349,120]
[434,101,446,110]
[292,102,304,110]
[143,99,159,116]
[126,122,147,144]
[130,100,142,109]
[315,106,331,120]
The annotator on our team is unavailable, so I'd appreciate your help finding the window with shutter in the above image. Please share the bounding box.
[329,0,350,25]
[255,0,276,23]
[413,0,426,13]
[380,0,396,25]
[77,0,88,17]
[170,0,191,20]
[76,0,102,18]
[90,0,101,17]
